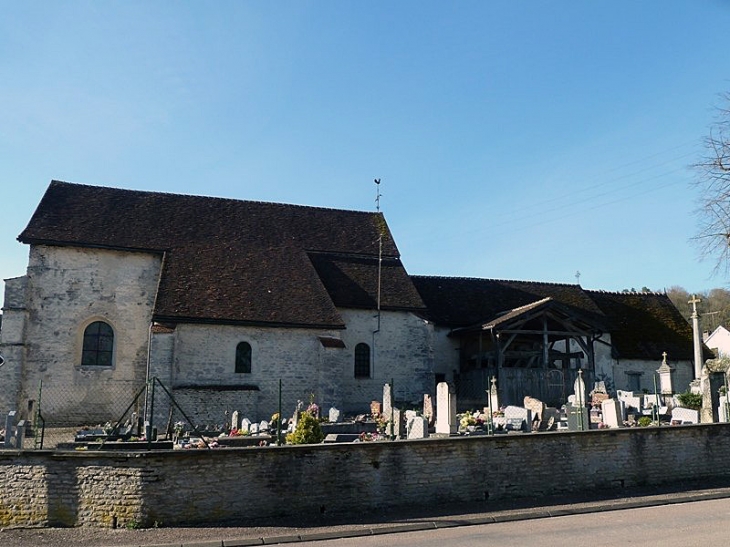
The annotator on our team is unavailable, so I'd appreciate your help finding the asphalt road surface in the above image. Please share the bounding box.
[298,497,730,547]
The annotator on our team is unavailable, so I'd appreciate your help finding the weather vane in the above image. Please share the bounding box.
[374,178,381,212]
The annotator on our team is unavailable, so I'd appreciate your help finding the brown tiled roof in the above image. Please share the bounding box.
[309,253,425,311]
[413,275,700,361]
[411,276,605,328]
[19,181,420,328]
[585,291,701,361]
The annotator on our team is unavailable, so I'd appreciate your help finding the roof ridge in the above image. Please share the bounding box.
[586,289,667,296]
[411,274,581,288]
[49,179,379,216]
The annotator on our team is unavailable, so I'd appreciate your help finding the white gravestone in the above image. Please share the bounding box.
[720,395,730,423]
[617,390,643,413]
[328,407,341,423]
[383,383,393,418]
[601,399,625,428]
[671,407,699,424]
[240,418,251,434]
[407,416,429,439]
[504,406,532,432]
[230,411,240,431]
[436,382,457,435]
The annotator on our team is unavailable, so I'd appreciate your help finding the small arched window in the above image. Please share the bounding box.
[235,342,252,374]
[81,321,114,366]
[354,343,370,378]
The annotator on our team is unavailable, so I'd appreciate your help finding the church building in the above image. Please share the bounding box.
[0,181,703,430]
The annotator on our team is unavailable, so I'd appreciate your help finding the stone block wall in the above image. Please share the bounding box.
[3,424,730,528]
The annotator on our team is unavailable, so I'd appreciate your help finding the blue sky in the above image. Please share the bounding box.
[2,1,730,309]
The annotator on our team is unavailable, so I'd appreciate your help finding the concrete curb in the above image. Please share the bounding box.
[126,487,730,547]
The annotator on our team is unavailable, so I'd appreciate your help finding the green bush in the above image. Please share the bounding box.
[677,391,702,410]
[285,411,324,445]
[637,416,653,427]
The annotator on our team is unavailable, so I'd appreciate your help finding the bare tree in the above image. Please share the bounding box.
[693,92,730,273]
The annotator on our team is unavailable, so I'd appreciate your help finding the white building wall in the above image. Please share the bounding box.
[429,325,460,382]
[159,308,434,426]
[593,334,694,396]
[337,309,434,411]
[705,326,730,358]
[15,245,162,424]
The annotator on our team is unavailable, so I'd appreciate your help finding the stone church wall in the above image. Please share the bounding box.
[2,424,730,528]
[0,276,28,416]
[11,245,162,425]
[151,309,434,428]
[336,309,434,412]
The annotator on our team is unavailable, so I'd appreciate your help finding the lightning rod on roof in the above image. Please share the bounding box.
[374,178,381,212]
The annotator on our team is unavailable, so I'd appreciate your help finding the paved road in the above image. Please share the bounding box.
[297,497,730,547]
[2,480,730,546]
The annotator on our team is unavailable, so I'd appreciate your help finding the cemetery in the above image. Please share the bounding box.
[4,353,730,529]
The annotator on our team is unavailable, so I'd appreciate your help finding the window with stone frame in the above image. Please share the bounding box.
[354,343,371,378]
[235,341,252,374]
[81,321,114,366]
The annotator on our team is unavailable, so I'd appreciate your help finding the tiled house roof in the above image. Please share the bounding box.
[410,276,604,327]
[585,291,700,361]
[413,276,699,361]
[19,181,424,328]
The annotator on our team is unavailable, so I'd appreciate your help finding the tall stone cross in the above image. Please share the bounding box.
[689,295,703,380]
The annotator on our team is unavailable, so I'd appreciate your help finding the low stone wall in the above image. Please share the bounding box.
[2,424,730,528]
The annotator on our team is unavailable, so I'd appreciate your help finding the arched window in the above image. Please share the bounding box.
[235,341,252,374]
[354,343,370,378]
[81,321,114,366]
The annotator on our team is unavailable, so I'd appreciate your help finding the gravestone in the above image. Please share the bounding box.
[259,420,269,432]
[329,407,341,423]
[573,370,587,407]
[435,382,457,435]
[370,400,382,418]
[617,390,643,413]
[523,396,545,430]
[671,407,699,424]
[383,384,393,418]
[4,411,17,448]
[720,395,730,423]
[407,416,429,439]
[504,406,531,432]
[231,411,241,431]
[387,409,404,438]
[423,394,434,424]
[241,418,251,434]
[489,376,500,412]
[542,407,561,430]
[601,399,625,428]
[250,423,259,434]
[591,391,609,408]
[15,420,26,449]
[566,404,589,431]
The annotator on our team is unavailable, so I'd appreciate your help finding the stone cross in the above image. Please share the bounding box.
[689,295,703,380]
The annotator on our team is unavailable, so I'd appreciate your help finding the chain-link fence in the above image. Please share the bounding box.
[6,377,380,450]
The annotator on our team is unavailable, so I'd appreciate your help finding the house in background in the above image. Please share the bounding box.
[704,325,730,358]
[0,180,705,431]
